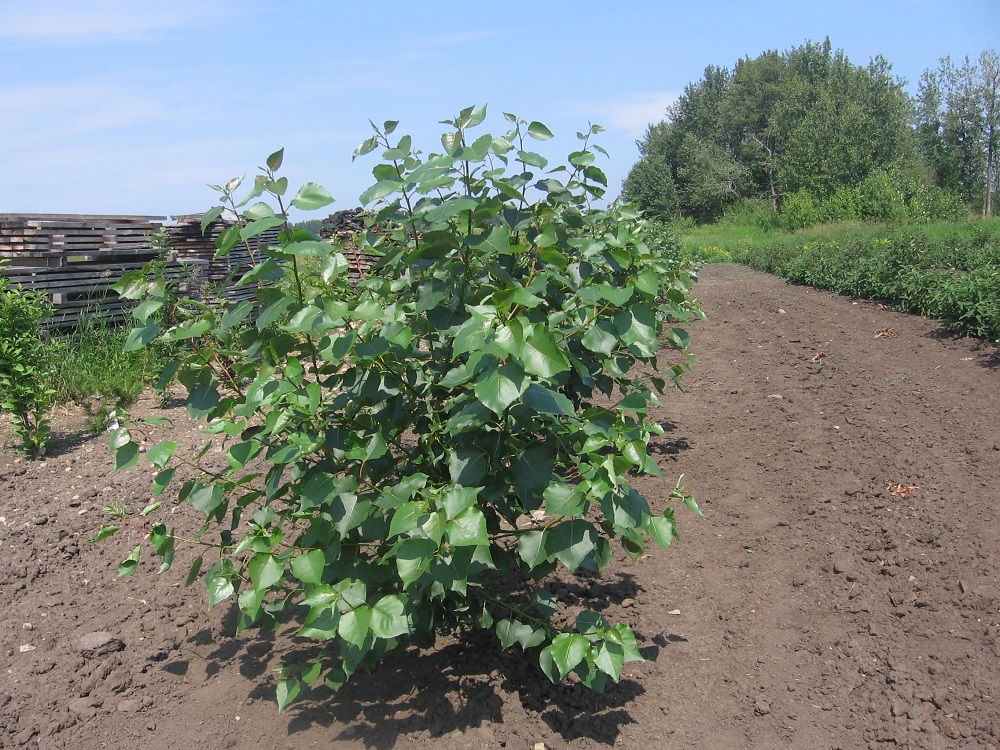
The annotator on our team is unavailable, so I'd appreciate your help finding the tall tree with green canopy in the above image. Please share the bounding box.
[917,50,1000,215]
[624,38,912,222]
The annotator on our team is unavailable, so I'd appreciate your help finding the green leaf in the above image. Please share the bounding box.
[90,525,118,543]
[186,384,220,421]
[517,150,548,169]
[513,444,554,505]
[394,537,437,588]
[597,282,633,306]
[338,604,372,646]
[648,511,678,550]
[332,493,371,537]
[603,488,649,532]
[359,178,403,205]
[547,519,598,572]
[283,304,324,334]
[221,300,253,329]
[284,240,334,257]
[517,529,549,568]
[544,482,586,517]
[111,270,148,299]
[527,121,555,140]
[521,330,570,378]
[266,148,284,172]
[200,206,224,235]
[256,296,294,329]
[388,501,427,538]
[124,320,159,352]
[576,610,609,635]
[446,507,488,547]
[353,135,379,161]
[594,639,625,679]
[425,196,478,223]
[188,483,224,517]
[473,361,528,416]
[521,383,574,416]
[248,553,284,591]
[667,327,691,349]
[206,569,235,607]
[581,321,617,356]
[114,442,140,472]
[550,632,589,679]
[606,623,643,663]
[458,103,488,129]
[496,619,546,650]
[133,298,164,323]
[440,485,479,519]
[240,215,285,241]
[291,182,334,210]
[146,440,178,469]
[291,549,326,585]
[214,224,241,257]
[227,440,261,471]
[117,546,141,578]
[370,594,409,638]
[448,447,488,486]
[152,468,175,496]
[185,556,203,587]
[276,678,301,712]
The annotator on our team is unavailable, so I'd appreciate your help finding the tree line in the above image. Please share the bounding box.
[623,39,1000,225]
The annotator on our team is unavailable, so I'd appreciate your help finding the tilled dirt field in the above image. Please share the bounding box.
[1,263,998,750]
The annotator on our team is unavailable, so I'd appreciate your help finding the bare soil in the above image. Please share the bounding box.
[2,263,999,750]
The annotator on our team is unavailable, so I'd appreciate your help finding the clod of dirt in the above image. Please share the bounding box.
[116,699,142,713]
[78,631,125,658]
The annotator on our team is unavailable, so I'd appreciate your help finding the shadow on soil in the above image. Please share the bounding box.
[179,574,665,748]
[650,419,692,456]
[926,327,1000,370]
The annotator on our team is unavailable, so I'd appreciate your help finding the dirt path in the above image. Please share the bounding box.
[1,263,998,750]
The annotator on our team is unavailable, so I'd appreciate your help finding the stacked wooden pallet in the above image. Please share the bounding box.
[0,213,283,329]
[167,213,281,305]
[320,209,379,282]
[0,214,167,328]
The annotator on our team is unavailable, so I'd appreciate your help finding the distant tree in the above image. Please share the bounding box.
[627,39,912,222]
[622,150,679,220]
[917,49,1000,215]
[622,122,679,220]
[674,134,747,222]
[980,49,999,216]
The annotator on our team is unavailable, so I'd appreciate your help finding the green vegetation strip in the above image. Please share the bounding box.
[684,220,1000,342]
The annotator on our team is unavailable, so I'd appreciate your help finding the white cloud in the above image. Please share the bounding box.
[0,0,236,43]
[573,92,679,136]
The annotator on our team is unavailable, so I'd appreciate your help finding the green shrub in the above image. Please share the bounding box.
[720,198,778,231]
[107,108,703,707]
[0,262,55,457]
[728,222,1000,340]
[777,190,822,231]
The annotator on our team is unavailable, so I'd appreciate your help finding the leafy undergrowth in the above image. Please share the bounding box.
[684,219,1000,341]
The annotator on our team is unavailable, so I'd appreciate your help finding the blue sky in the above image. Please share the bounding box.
[2,0,997,219]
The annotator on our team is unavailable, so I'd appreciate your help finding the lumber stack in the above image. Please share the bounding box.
[166,213,280,306]
[0,214,167,328]
[320,209,380,282]
[0,212,282,329]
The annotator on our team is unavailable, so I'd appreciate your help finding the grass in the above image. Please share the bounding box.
[680,216,1000,261]
[45,315,175,415]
